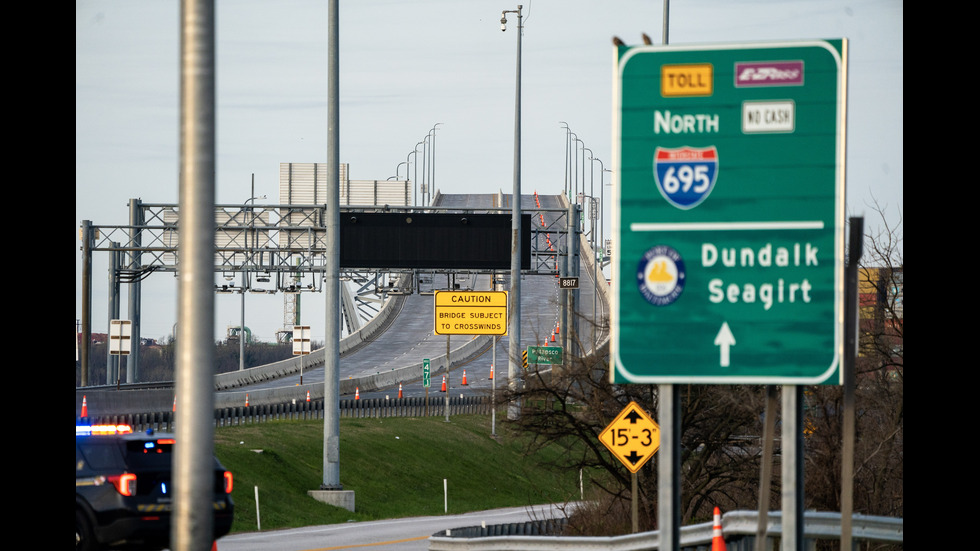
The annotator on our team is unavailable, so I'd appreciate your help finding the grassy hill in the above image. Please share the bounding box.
[214,413,587,534]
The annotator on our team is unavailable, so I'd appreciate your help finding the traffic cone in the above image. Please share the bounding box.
[489,364,494,380]
[440,375,447,392]
[172,395,177,412]
[398,383,403,398]
[461,370,468,385]
[551,331,556,342]
[245,394,249,407]
[711,506,726,551]
[355,387,360,400]
[80,395,88,418]
[306,391,311,402]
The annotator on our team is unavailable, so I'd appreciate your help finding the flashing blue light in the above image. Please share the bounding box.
[76,424,133,436]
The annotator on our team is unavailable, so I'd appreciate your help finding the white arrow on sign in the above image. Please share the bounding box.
[713,322,736,367]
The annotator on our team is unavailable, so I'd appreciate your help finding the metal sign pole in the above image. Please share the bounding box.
[491,337,497,437]
[658,385,680,550]
[781,385,804,550]
[445,335,450,422]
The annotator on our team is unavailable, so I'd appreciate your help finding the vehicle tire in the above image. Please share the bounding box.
[76,509,96,551]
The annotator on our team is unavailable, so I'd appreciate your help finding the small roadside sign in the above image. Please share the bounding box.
[527,346,563,365]
[598,401,661,473]
[292,325,311,355]
[423,359,431,388]
[559,277,579,289]
[109,320,132,356]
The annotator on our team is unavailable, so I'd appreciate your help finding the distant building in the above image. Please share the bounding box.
[858,266,903,369]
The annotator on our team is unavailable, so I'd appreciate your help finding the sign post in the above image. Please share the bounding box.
[423,359,430,417]
[293,325,311,384]
[599,401,661,533]
[109,319,132,355]
[612,40,846,385]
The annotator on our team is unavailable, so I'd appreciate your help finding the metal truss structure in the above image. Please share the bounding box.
[80,199,573,342]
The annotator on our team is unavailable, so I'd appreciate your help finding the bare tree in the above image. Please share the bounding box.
[805,204,903,518]
[500,316,768,533]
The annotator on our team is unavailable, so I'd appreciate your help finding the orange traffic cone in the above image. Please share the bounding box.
[711,506,726,551]
[551,331,556,342]
[398,383,403,399]
[245,394,249,407]
[461,370,468,385]
[80,395,88,418]
[489,364,494,380]
[440,375,447,392]
[172,395,177,412]
[306,391,311,402]
[355,387,360,400]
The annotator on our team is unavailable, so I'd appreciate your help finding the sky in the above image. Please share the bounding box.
[76,0,903,345]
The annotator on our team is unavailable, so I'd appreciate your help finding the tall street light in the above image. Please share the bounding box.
[240,180,266,371]
[559,122,571,199]
[583,146,595,246]
[501,4,522,420]
[413,141,424,206]
[589,155,608,249]
[428,123,443,205]
[406,147,418,206]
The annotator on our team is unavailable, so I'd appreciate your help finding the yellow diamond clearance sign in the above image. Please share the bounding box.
[599,401,660,473]
[434,291,508,336]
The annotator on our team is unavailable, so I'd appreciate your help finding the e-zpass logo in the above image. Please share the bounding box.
[653,146,718,210]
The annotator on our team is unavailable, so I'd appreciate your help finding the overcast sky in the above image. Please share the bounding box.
[76,0,902,344]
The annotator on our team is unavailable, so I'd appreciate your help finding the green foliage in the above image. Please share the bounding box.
[214,414,588,534]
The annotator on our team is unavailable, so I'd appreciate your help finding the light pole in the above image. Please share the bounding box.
[413,141,424,206]
[240,183,266,371]
[583,146,595,245]
[427,123,443,205]
[406,147,418,206]
[589,155,608,249]
[559,122,571,199]
[501,4,522,420]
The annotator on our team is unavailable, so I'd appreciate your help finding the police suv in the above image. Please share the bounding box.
[75,424,234,550]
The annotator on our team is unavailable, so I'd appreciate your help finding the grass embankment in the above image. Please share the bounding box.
[215,414,583,534]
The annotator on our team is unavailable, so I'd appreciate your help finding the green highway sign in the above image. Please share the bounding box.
[527,346,563,365]
[612,40,846,385]
[423,359,431,388]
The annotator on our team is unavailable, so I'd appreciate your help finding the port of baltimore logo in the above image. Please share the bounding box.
[636,245,685,306]
[653,146,718,210]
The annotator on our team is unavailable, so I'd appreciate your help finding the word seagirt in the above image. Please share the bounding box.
[701,241,819,311]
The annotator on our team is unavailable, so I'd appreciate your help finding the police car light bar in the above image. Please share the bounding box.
[76,424,134,436]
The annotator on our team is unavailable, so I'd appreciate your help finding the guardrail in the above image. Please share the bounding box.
[429,510,903,550]
[77,396,492,433]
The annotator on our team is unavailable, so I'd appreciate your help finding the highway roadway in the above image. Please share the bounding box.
[227,192,608,401]
[213,503,574,551]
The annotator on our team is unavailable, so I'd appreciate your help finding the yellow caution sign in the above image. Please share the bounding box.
[598,401,660,473]
[434,291,508,336]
